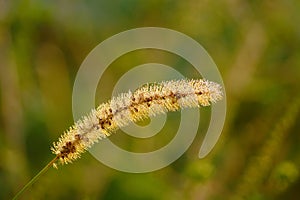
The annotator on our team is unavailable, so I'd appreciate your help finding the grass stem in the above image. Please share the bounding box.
[12,156,58,200]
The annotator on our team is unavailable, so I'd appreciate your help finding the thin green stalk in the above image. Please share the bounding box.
[12,156,58,200]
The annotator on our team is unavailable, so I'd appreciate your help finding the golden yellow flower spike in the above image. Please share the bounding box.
[13,79,222,199]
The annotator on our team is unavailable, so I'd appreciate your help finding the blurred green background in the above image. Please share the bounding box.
[1,0,300,199]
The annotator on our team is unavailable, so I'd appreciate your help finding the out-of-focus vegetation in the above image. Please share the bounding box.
[1,0,300,199]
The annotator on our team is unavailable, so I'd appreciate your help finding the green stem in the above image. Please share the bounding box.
[12,156,59,200]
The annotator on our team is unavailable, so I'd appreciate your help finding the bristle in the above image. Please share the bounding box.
[51,79,223,166]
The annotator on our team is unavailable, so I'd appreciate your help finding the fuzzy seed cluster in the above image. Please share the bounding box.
[51,79,223,165]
